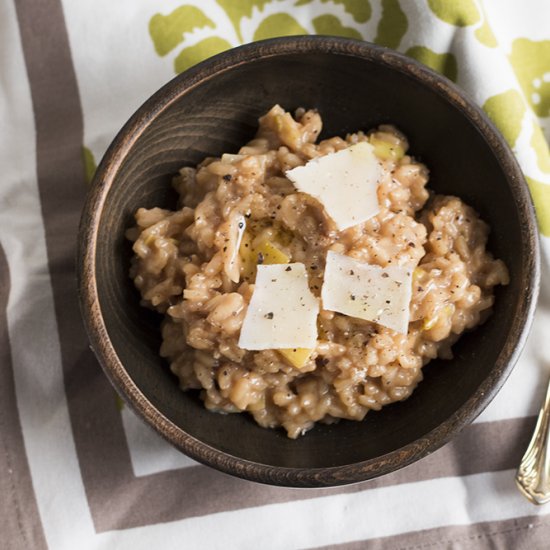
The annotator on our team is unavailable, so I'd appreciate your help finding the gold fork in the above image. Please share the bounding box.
[516,375,550,504]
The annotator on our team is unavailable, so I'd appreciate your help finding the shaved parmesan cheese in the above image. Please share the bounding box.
[238,263,319,350]
[321,251,412,334]
[285,142,381,231]
[226,214,246,283]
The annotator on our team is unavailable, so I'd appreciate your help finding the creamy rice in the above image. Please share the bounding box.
[127,105,509,438]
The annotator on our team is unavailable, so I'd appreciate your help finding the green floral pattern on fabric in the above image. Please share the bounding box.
[82,146,97,185]
[474,4,497,49]
[374,0,407,49]
[531,122,550,174]
[527,177,550,236]
[483,90,526,148]
[312,14,362,39]
[149,1,372,75]
[406,46,458,82]
[149,6,215,56]
[175,37,232,73]
[115,392,125,412]
[474,19,497,48]
[509,38,550,118]
[143,0,550,244]
[216,0,271,42]
[483,90,550,234]
[254,13,308,40]
[332,0,371,23]
[295,0,371,23]
[427,0,480,27]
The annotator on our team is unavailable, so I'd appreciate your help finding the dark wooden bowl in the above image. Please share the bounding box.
[78,36,540,487]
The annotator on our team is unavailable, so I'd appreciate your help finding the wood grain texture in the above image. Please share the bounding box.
[77,36,540,488]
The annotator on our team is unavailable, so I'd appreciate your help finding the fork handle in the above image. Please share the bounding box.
[516,375,550,505]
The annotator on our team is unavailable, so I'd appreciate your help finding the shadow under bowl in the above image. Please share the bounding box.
[78,36,540,487]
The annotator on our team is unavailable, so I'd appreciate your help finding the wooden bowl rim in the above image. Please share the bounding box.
[77,36,541,487]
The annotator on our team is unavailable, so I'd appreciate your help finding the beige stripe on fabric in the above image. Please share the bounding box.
[13,0,128,533]
[315,514,550,550]
[0,244,48,550]
[14,0,545,537]
[90,416,535,532]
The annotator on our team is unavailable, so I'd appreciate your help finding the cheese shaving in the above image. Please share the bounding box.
[321,251,412,334]
[285,142,381,231]
[238,263,319,350]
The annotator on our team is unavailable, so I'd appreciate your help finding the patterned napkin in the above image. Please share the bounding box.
[1,0,550,549]
[87,0,550,259]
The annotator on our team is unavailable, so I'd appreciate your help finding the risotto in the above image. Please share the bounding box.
[127,105,509,438]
